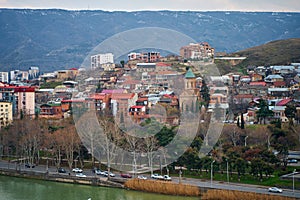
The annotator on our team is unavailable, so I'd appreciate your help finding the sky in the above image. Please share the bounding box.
[0,0,299,12]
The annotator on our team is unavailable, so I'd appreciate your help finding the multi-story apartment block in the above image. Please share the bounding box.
[56,68,78,81]
[0,101,13,128]
[180,42,214,60]
[0,84,35,117]
[14,87,35,116]
[0,72,9,83]
[128,52,161,63]
[28,66,40,79]
[91,53,114,69]
[10,70,29,82]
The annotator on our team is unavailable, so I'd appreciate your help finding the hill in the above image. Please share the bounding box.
[215,38,300,74]
[0,9,300,72]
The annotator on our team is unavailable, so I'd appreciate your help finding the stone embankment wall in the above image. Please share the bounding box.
[0,168,123,188]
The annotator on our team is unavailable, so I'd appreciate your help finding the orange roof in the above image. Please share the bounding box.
[249,81,267,86]
[156,62,171,67]
[234,94,254,99]
[273,81,286,87]
[111,93,136,100]
[89,93,106,100]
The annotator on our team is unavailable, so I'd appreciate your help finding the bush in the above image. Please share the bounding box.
[202,189,296,200]
[125,179,201,196]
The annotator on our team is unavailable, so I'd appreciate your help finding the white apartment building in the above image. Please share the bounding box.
[91,53,114,69]
[0,72,9,83]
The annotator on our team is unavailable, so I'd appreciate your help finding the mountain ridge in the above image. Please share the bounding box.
[0,9,300,72]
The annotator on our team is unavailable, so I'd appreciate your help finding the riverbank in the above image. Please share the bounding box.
[0,161,299,199]
[0,167,123,188]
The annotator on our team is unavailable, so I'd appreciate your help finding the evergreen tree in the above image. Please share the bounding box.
[241,113,245,129]
[200,80,210,108]
[284,103,296,126]
[256,99,273,124]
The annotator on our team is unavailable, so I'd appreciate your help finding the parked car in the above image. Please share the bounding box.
[94,169,105,176]
[287,159,298,163]
[75,173,87,178]
[25,163,35,168]
[137,175,147,180]
[151,173,164,180]
[72,168,83,173]
[58,168,67,173]
[163,175,172,181]
[121,173,132,178]
[268,187,283,193]
[104,171,115,177]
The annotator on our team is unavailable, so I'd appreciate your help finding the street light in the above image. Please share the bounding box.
[226,159,229,184]
[244,136,248,147]
[211,160,215,188]
[293,169,296,195]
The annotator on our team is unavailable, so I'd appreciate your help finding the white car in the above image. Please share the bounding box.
[268,187,283,193]
[163,175,172,181]
[151,173,164,180]
[104,171,115,177]
[95,169,105,176]
[72,168,83,173]
[75,173,87,177]
[137,175,147,180]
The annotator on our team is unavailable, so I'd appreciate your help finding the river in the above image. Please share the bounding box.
[0,175,199,200]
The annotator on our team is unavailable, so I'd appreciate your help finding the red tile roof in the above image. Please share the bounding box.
[61,99,86,103]
[156,62,171,67]
[273,81,286,87]
[102,89,126,94]
[234,94,254,99]
[131,105,145,109]
[276,98,292,106]
[89,93,106,100]
[249,81,267,86]
[111,93,135,100]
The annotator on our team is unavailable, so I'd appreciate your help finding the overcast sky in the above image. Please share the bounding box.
[0,0,299,12]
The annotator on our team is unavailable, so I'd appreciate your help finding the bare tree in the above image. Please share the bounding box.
[77,111,103,168]
[59,123,81,170]
[98,115,119,178]
[144,136,158,175]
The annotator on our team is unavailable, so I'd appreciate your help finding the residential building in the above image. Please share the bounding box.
[0,72,9,83]
[56,68,78,81]
[265,74,284,83]
[110,93,138,117]
[0,101,13,128]
[39,103,63,119]
[136,63,156,73]
[28,66,40,79]
[10,70,29,82]
[91,53,114,69]
[14,87,35,116]
[180,42,214,60]
[0,85,35,117]
[128,52,161,63]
